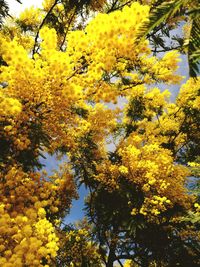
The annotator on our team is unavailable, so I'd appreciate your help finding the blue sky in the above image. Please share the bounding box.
[40,153,88,223]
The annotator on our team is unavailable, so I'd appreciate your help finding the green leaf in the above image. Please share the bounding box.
[137,0,189,40]
[188,17,200,77]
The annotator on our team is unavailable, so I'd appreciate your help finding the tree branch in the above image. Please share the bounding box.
[60,7,77,51]
[32,0,58,57]
[107,0,133,13]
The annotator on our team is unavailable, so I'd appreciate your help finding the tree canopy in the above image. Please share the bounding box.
[0,0,200,266]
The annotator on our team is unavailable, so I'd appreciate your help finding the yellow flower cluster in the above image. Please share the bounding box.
[0,90,21,117]
[123,259,135,267]
[1,34,78,153]
[35,218,59,257]
[119,165,129,175]
[189,162,200,167]
[139,195,172,217]
[153,77,200,152]
[177,77,200,109]
[194,203,200,213]
[92,132,192,221]
[122,78,200,156]
[1,38,31,69]
[40,27,58,51]
[42,0,56,11]
[139,51,182,84]
[0,165,76,266]
[125,85,170,120]
[0,205,58,266]
[66,2,181,101]
[62,228,101,266]
[19,6,42,27]
[1,24,34,52]
[80,103,117,143]
[119,139,191,203]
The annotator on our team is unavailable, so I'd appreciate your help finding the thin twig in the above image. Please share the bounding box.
[153,45,181,53]
[65,62,88,82]
[60,7,77,51]
[32,0,58,57]
[107,0,133,13]
[106,0,118,13]
[117,259,124,267]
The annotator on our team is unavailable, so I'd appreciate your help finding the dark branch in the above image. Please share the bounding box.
[60,7,77,51]
[32,0,58,57]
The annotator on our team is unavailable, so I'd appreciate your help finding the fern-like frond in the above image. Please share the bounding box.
[188,17,200,77]
[136,0,190,40]
[187,7,200,19]
[137,0,200,77]
[0,0,9,27]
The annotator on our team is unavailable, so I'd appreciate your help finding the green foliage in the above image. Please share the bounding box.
[0,0,22,27]
[137,0,200,77]
[0,0,9,27]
